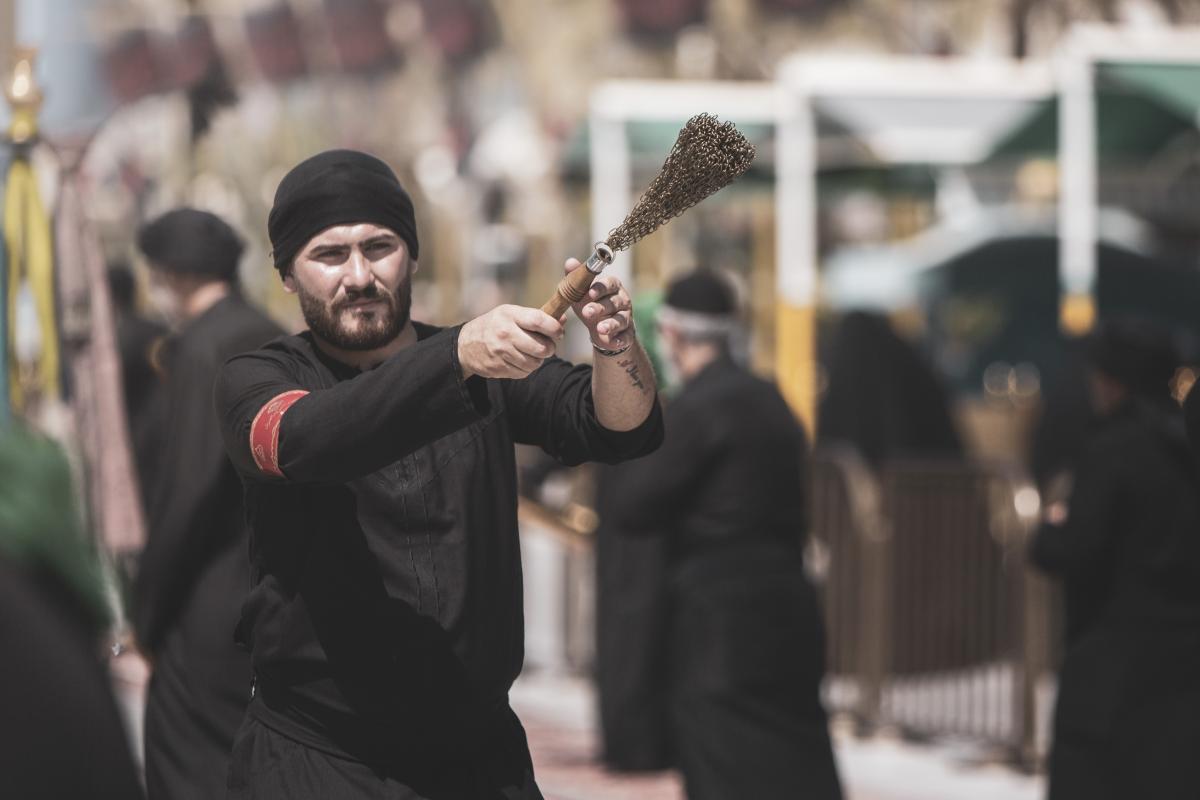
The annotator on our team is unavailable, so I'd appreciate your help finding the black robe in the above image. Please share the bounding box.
[604,354,843,800]
[132,293,282,800]
[593,463,671,771]
[1030,399,1200,800]
[0,557,145,800]
[213,323,662,798]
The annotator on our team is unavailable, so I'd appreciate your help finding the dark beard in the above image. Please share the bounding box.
[298,277,411,351]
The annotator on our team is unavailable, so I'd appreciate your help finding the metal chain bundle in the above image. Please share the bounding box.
[605,113,756,253]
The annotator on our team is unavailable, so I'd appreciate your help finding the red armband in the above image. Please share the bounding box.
[249,390,309,477]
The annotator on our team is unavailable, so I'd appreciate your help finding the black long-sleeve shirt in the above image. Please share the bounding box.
[214,322,662,763]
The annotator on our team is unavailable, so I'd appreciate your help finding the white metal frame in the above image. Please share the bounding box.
[1056,24,1200,304]
[774,55,1054,314]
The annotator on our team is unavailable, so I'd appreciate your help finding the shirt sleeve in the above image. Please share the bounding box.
[214,326,490,484]
[500,356,663,467]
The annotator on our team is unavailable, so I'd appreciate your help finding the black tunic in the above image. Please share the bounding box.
[1030,400,1200,800]
[593,469,672,772]
[132,293,283,800]
[213,322,662,796]
[604,354,843,800]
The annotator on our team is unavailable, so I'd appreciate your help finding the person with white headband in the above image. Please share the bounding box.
[603,268,843,800]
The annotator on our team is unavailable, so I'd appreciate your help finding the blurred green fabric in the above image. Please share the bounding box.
[0,424,110,630]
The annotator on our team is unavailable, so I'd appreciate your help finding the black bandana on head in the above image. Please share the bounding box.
[268,149,419,273]
[664,270,736,315]
[137,208,244,281]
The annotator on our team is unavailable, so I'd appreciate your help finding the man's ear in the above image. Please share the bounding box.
[408,258,419,277]
[282,268,298,295]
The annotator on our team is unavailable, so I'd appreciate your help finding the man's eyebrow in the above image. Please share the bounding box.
[308,243,350,256]
[361,234,399,247]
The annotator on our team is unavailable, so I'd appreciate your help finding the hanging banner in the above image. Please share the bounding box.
[3,157,58,413]
[324,0,399,75]
[56,168,146,554]
[245,4,309,84]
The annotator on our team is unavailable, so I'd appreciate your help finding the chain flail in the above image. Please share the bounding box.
[604,113,756,253]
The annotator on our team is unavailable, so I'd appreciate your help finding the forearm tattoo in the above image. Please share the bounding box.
[617,357,649,395]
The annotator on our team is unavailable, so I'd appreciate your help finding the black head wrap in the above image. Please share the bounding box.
[137,208,244,281]
[1087,318,1180,402]
[664,269,736,314]
[267,149,419,273]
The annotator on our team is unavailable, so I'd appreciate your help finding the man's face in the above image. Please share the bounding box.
[146,267,196,325]
[284,223,415,351]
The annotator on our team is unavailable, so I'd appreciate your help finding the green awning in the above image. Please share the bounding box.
[1103,62,1200,123]
[988,63,1200,161]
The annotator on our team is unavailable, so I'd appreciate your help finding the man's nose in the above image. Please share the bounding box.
[343,250,373,290]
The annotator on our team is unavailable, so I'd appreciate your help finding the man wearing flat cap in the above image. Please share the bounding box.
[132,208,283,800]
[215,150,661,798]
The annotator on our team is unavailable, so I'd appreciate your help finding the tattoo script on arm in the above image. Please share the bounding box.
[617,357,650,395]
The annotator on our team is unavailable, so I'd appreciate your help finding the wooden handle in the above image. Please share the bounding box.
[541,266,597,318]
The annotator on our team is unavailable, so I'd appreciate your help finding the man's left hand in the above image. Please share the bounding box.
[563,258,634,351]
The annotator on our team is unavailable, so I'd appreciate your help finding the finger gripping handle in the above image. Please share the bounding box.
[541,268,595,318]
[540,244,614,319]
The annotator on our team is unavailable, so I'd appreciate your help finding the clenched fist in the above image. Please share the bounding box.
[561,258,634,352]
[458,305,563,380]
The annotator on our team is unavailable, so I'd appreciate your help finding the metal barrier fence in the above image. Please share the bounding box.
[518,450,1057,766]
[811,448,1054,764]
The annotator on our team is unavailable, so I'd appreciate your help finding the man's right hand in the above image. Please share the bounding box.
[458,305,563,380]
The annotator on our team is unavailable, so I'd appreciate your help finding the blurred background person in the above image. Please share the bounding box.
[818,310,963,470]
[1030,319,1200,800]
[0,423,144,799]
[130,208,282,800]
[602,269,842,800]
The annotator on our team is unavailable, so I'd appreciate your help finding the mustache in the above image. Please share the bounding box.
[333,284,395,312]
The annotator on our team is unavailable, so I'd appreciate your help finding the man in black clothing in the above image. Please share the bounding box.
[214,149,661,798]
[1031,321,1200,800]
[131,208,284,800]
[602,270,843,800]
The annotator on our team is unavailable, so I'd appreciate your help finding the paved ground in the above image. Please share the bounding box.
[111,655,1046,799]
[512,672,1046,800]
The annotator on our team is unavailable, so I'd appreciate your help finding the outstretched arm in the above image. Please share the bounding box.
[562,259,657,432]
